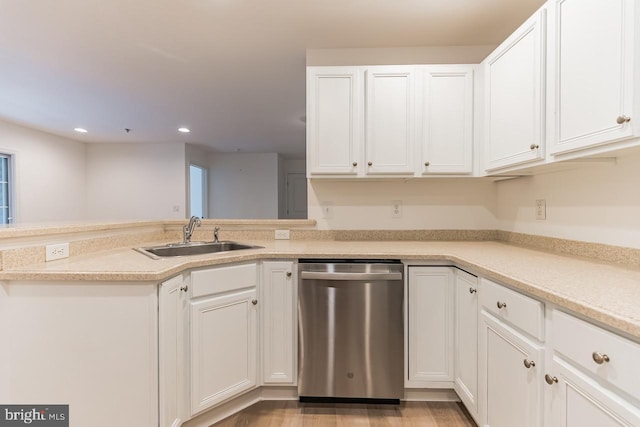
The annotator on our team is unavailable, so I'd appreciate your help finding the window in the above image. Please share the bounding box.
[189,164,207,218]
[0,154,13,224]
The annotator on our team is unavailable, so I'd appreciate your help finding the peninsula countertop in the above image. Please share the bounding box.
[1,239,639,340]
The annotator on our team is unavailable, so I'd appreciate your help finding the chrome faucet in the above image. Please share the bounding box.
[213,226,220,243]
[183,216,201,243]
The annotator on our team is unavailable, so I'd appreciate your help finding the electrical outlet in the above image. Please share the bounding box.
[536,199,546,220]
[275,229,290,240]
[392,200,402,218]
[46,243,69,261]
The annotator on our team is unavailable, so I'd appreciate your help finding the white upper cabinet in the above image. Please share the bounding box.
[420,66,474,174]
[549,0,639,155]
[483,8,546,172]
[306,67,361,175]
[307,65,475,178]
[364,66,416,175]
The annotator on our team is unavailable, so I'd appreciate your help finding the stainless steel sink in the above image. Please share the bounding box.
[135,241,263,259]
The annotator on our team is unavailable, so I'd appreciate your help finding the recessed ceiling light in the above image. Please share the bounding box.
[74,127,88,133]
[178,127,190,133]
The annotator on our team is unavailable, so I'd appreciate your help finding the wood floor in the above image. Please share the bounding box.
[212,400,477,426]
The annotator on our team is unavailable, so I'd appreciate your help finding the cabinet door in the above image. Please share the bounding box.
[306,67,361,175]
[159,276,187,427]
[421,66,474,174]
[190,288,257,416]
[365,66,416,175]
[261,261,296,385]
[454,269,479,422]
[406,266,454,387]
[480,312,544,427]
[484,9,546,171]
[550,0,638,154]
[548,356,640,427]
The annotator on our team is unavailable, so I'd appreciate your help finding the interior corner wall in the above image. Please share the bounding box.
[85,142,186,220]
[307,179,499,230]
[495,151,640,249]
[208,152,279,219]
[0,119,87,223]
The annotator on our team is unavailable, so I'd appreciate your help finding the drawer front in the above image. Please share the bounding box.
[479,278,544,340]
[553,309,640,400]
[191,263,257,298]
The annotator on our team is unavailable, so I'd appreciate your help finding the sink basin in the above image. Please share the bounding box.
[135,241,263,259]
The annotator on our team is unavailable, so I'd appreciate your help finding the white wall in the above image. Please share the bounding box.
[85,143,186,220]
[496,152,640,249]
[306,46,495,66]
[208,152,279,219]
[308,179,498,230]
[0,119,86,223]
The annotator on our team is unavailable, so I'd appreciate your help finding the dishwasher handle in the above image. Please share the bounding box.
[300,271,402,281]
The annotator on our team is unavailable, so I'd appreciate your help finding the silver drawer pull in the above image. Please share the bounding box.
[496,301,507,309]
[530,144,539,150]
[616,115,631,124]
[545,374,558,385]
[523,359,535,369]
[469,288,477,294]
[252,299,258,305]
[180,285,189,292]
[592,352,610,365]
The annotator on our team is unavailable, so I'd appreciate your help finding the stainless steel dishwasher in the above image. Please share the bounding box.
[297,259,404,403]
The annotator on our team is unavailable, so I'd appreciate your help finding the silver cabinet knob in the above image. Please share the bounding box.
[469,288,477,294]
[496,301,507,309]
[616,115,631,124]
[523,359,536,369]
[286,271,292,277]
[592,352,610,364]
[252,299,258,305]
[424,161,430,167]
[367,161,373,166]
[530,144,540,150]
[352,162,358,167]
[545,374,558,385]
[180,285,188,292]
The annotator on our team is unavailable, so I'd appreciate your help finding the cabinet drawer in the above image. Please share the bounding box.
[553,310,640,400]
[191,263,257,298]
[479,278,544,340]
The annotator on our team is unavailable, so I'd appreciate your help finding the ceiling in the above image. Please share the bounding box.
[0,0,545,158]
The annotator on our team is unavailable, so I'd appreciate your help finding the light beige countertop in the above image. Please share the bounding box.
[1,239,639,340]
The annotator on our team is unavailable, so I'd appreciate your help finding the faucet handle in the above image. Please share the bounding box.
[213,226,220,243]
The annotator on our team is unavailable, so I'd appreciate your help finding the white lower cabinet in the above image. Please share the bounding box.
[548,356,640,427]
[159,275,188,427]
[480,311,544,427]
[261,261,297,385]
[454,269,479,422]
[190,285,257,416]
[406,266,454,387]
[546,309,640,427]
